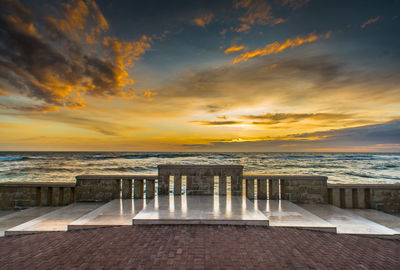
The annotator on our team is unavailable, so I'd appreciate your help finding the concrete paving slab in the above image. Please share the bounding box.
[255,200,336,232]
[300,204,399,237]
[0,211,17,218]
[0,207,59,236]
[6,203,103,236]
[348,209,400,234]
[68,199,145,230]
[133,195,269,225]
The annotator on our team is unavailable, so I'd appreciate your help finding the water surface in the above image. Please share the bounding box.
[0,152,399,184]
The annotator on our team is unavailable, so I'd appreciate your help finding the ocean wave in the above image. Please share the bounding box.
[90,155,116,160]
[120,153,200,159]
[345,171,400,180]
[371,164,399,170]
[89,153,201,160]
[260,155,326,160]
[0,156,30,162]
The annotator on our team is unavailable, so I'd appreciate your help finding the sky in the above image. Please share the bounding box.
[0,0,399,152]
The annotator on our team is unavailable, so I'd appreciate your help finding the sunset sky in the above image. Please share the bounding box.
[0,0,399,151]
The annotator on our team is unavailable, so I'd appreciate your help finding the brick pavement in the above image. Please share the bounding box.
[0,226,399,269]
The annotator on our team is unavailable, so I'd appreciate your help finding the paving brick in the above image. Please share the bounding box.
[0,226,399,270]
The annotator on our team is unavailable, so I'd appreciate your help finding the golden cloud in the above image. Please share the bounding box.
[0,0,151,113]
[193,13,214,27]
[0,89,9,96]
[189,120,243,126]
[224,45,247,54]
[361,16,380,29]
[233,0,285,32]
[143,90,158,101]
[233,33,326,63]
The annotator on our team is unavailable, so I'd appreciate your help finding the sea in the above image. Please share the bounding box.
[0,152,399,184]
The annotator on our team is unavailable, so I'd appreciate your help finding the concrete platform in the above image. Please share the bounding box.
[68,199,145,230]
[0,210,17,218]
[133,195,269,225]
[6,203,103,236]
[348,209,400,234]
[0,207,59,237]
[256,200,336,232]
[300,204,399,237]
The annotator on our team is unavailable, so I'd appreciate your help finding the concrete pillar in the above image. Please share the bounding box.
[345,188,353,208]
[134,179,144,199]
[40,187,49,206]
[246,179,254,200]
[147,180,155,199]
[332,188,341,207]
[158,176,169,195]
[71,187,76,203]
[231,176,241,196]
[174,175,181,196]
[258,179,267,200]
[63,188,72,205]
[122,179,131,199]
[219,175,226,196]
[357,188,366,208]
[270,179,279,200]
[51,187,60,206]
[59,187,64,205]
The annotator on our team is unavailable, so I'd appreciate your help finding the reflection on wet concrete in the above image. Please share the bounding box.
[134,194,268,225]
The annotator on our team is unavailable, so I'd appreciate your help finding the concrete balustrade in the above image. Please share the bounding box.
[328,184,400,214]
[158,165,243,196]
[1,165,400,214]
[0,182,76,209]
[75,175,157,201]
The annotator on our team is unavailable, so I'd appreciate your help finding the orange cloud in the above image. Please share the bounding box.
[234,0,252,9]
[233,32,325,63]
[0,89,9,96]
[189,120,243,126]
[14,104,60,114]
[46,0,109,43]
[235,23,251,32]
[143,90,158,101]
[103,35,152,68]
[361,16,380,29]
[193,13,214,27]
[224,45,247,54]
[234,0,285,31]
[0,0,152,112]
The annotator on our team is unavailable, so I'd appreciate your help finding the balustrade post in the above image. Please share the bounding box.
[147,180,155,199]
[258,179,267,199]
[134,179,144,199]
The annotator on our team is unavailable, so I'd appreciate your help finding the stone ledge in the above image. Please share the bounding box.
[328,184,400,189]
[158,164,243,169]
[0,181,75,187]
[243,175,328,180]
[76,175,157,180]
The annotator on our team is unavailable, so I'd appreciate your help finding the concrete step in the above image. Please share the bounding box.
[300,204,399,238]
[133,196,269,225]
[6,203,103,236]
[0,207,59,237]
[347,209,400,234]
[68,199,145,230]
[255,200,336,232]
[0,210,18,218]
